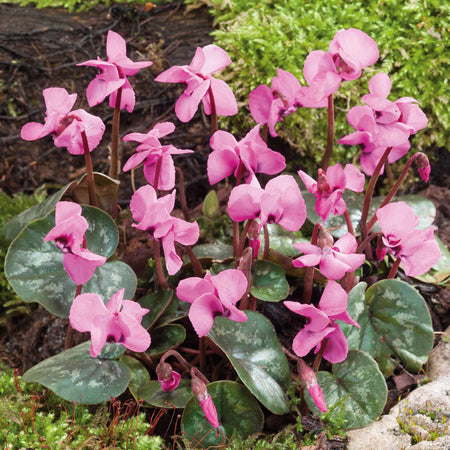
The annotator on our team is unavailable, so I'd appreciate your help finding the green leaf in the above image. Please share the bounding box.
[203,190,220,217]
[74,172,120,214]
[181,381,264,449]
[154,294,190,327]
[250,260,289,302]
[339,280,434,374]
[138,289,173,330]
[147,324,186,358]
[120,355,151,401]
[138,379,193,409]
[2,182,76,242]
[260,223,307,257]
[97,342,126,359]
[305,350,387,429]
[192,243,234,260]
[5,211,136,317]
[208,311,291,414]
[22,341,130,404]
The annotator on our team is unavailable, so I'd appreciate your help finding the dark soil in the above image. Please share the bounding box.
[0,1,449,445]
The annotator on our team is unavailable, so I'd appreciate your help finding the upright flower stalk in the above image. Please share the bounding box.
[110,87,122,180]
[321,94,335,170]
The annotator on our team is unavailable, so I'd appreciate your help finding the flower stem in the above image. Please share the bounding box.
[109,86,122,180]
[313,338,328,372]
[367,153,420,232]
[153,239,169,289]
[184,244,203,277]
[153,156,163,192]
[303,223,320,304]
[388,257,401,279]
[65,284,82,350]
[261,124,268,143]
[321,94,334,170]
[161,349,210,383]
[360,147,392,246]
[81,131,97,207]
[263,224,270,260]
[344,209,354,235]
[237,219,254,257]
[176,166,190,221]
[208,86,218,135]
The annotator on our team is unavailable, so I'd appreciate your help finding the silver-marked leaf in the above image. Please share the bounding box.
[138,289,173,330]
[251,260,289,302]
[138,379,193,409]
[192,243,234,260]
[2,182,77,242]
[339,280,434,374]
[305,350,387,429]
[260,223,307,257]
[181,381,264,449]
[22,341,130,404]
[208,311,291,414]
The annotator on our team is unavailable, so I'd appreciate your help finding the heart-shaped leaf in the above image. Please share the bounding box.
[260,223,307,257]
[250,260,289,302]
[5,210,136,317]
[305,349,387,429]
[208,311,291,414]
[154,294,190,327]
[120,355,151,401]
[339,280,434,374]
[138,379,193,409]
[2,182,77,242]
[22,341,130,404]
[147,324,186,358]
[192,243,234,260]
[74,172,120,214]
[181,381,264,449]
[138,289,173,330]
[203,190,220,218]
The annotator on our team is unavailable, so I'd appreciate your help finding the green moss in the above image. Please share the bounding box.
[0,364,164,449]
[189,0,449,166]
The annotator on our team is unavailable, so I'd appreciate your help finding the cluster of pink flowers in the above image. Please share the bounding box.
[338,72,428,175]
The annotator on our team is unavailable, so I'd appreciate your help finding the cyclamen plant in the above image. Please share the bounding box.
[4,25,442,446]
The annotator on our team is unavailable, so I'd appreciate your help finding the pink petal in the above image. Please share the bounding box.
[63,250,106,285]
[211,269,248,308]
[199,394,220,429]
[249,84,272,124]
[308,383,328,413]
[70,293,107,332]
[175,79,210,122]
[298,170,318,194]
[206,78,238,116]
[292,328,335,358]
[123,149,152,172]
[319,252,352,280]
[322,323,348,363]
[325,164,346,190]
[317,281,348,316]
[90,313,119,357]
[376,202,418,240]
[207,147,239,185]
[177,277,216,304]
[159,371,181,392]
[284,302,330,332]
[43,87,77,116]
[106,288,124,314]
[189,293,224,337]
[400,231,440,277]
[292,252,322,268]
[21,122,48,141]
[121,299,149,321]
[130,184,157,223]
[155,65,191,83]
[303,50,336,85]
[143,152,176,190]
[227,184,263,222]
[343,164,365,192]
[161,230,182,276]
[333,233,358,253]
[273,68,302,103]
[368,72,391,98]
[198,44,231,75]
[118,314,151,353]
[109,77,135,112]
[172,218,199,246]
[106,30,127,65]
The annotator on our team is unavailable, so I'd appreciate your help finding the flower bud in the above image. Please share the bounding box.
[415,152,430,182]
[191,374,219,429]
[297,359,327,413]
[317,227,334,249]
[156,362,181,392]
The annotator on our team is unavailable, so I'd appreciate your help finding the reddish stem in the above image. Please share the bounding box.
[321,94,334,170]
[109,86,122,180]
[153,156,163,193]
[263,224,270,260]
[153,239,169,289]
[176,166,190,221]
[387,257,401,279]
[313,338,328,372]
[344,209,354,236]
[237,219,254,258]
[81,130,97,207]
[184,244,203,277]
[303,223,320,304]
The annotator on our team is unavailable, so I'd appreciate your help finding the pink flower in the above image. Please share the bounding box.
[293,231,365,280]
[227,175,306,232]
[155,44,238,122]
[156,362,181,392]
[284,280,359,364]
[176,269,248,337]
[21,88,105,155]
[130,185,199,275]
[338,73,428,176]
[376,202,440,277]
[78,30,152,112]
[298,163,365,222]
[123,122,193,190]
[415,153,431,182]
[249,69,322,137]
[302,28,378,103]
[70,288,150,358]
[44,202,106,285]
[207,125,285,185]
